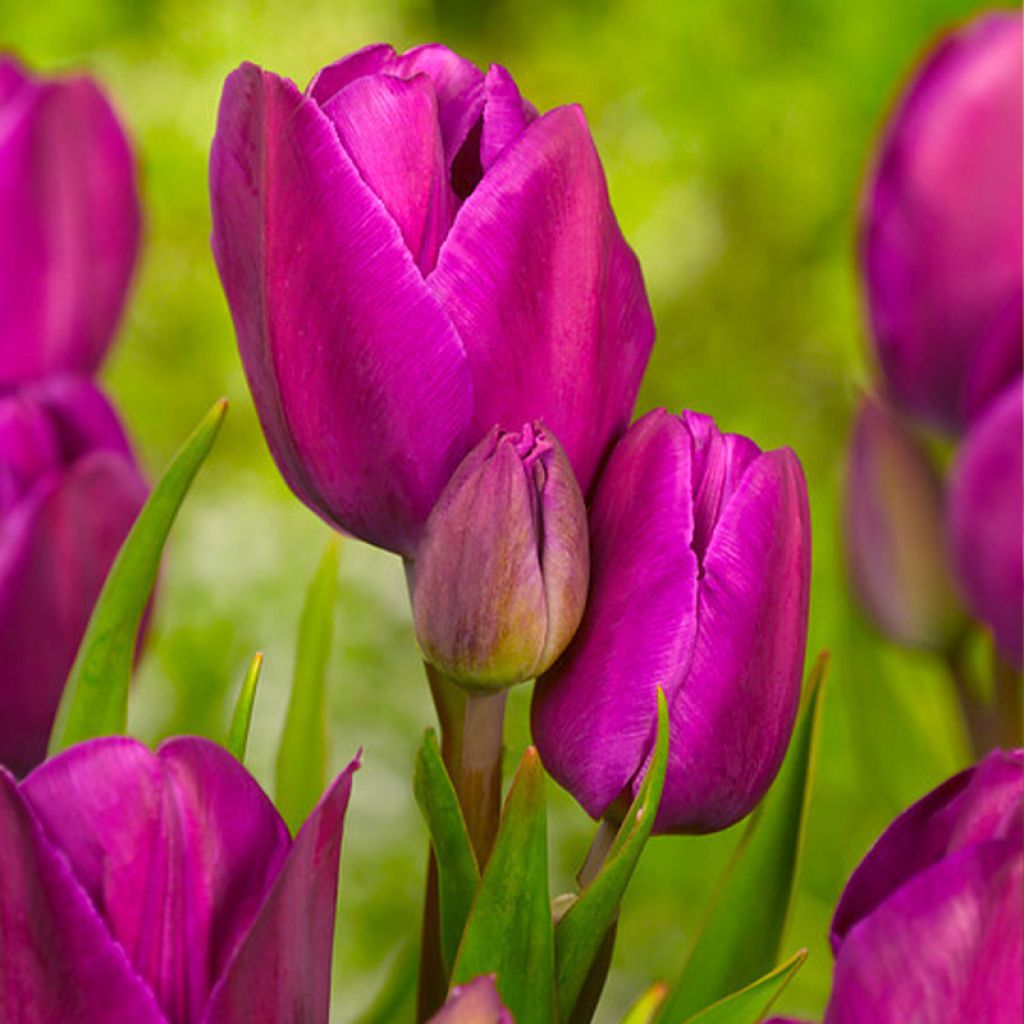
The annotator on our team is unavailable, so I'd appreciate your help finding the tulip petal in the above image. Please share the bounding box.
[532,410,698,818]
[22,737,291,1022]
[430,976,513,1023]
[0,66,140,385]
[658,448,810,833]
[0,450,146,775]
[201,755,360,1024]
[479,64,535,171]
[0,768,166,1023]
[831,749,1023,953]
[947,380,1024,665]
[305,43,396,104]
[825,840,1023,1024]
[323,72,455,272]
[210,63,472,555]
[429,103,654,494]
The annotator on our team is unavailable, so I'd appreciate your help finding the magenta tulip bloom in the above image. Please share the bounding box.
[0,57,141,386]
[532,409,811,834]
[824,749,1023,1023]
[0,377,147,774]
[431,977,513,1023]
[411,422,588,690]
[210,43,654,557]
[0,735,359,1023]
[947,380,1023,667]
[843,394,964,650]
[860,11,1023,432]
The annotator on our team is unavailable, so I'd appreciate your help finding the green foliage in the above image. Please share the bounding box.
[48,400,227,755]
[679,952,807,1024]
[225,651,263,762]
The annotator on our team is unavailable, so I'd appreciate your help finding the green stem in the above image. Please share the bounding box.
[992,653,1023,750]
[947,641,994,759]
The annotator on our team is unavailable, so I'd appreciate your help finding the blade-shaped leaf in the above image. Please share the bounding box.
[226,652,264,762]
[275,538,341,833]
[451,747,555,1024]
[659,654,827,1023]
[352,943,418,1024]
[556,689,669,1021]
[48,399,228,755]
[680,951,806,1024]
[622,983,669,1024]
[414,729,480,973]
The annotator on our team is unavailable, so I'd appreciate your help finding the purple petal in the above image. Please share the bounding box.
[532,410,699,818]
[210,63,472,555]
[429,104,654,496]
[0,65,140,385]
[947,379,1024,666]
[657,446,810,833]
[832,749,1023,953]
[201,756,360,1024]
[825,840,1022,1024]
[305,43,396,104]
[22,737,291,1022]
[322,72,456,273]
[861,12,1022,431]
[0,449,146,775]
[479,64,535,171]
[430,975,514,1023]
[0,767,166,1022]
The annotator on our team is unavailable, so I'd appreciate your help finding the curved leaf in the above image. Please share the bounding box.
[680,951,806,1024]
[226,652,264,762]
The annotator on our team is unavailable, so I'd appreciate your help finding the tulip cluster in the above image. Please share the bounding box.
[0,58,145,774]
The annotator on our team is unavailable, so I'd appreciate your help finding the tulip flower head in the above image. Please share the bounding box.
[0,735,359,1023]
[210,43,653,556]
[532,408,811,834]
[431,976,513,1023]
[0,377,147,775]
[0,57,141,386]
[411,422,588,691]
[860,11,1023,432]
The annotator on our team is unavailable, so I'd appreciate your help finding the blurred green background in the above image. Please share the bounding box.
[2,0,998,1019]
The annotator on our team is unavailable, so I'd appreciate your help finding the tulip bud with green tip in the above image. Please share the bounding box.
[843,394,965,650]
[411,422,588,691]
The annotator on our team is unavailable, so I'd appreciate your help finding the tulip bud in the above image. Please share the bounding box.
[843,394,965,650]
[532,408,811,835]
[860,11,1022,432]
[947,380,1023,667]
[411,423,588,691]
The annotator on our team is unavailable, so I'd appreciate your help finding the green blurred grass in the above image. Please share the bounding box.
[2,0,992,1018]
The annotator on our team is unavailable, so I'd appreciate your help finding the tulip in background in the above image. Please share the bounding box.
[533,408,811,834]
[411,422,588,691]
[210,42,654,557]
[0,56,141,386]
[860,10,1022,433]
[0,735,359,1023]
[0,378,147,774]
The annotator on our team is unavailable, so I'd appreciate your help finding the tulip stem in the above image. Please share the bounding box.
[946,638,1021,758]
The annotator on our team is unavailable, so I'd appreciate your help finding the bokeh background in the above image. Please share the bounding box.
[2,0,1000,1019]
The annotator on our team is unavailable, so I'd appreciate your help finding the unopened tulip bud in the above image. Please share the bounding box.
[411,423,588,691]
[844,394,965,650]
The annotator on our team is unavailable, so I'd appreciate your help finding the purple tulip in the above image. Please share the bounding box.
[860,11,1023,432]
[0,734,359,1023]
[532,409,811,834]
[0,377,147,774]
[210,43,654,557]
[411,422,588,690]
[843,394,964,650]
[823,748,1023,1023]
[0,57,141,386]
[947,379,1023,667]
[431,976,513,1023]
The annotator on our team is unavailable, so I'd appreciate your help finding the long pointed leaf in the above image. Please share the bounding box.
[680,951,806,1024]
[48,400,228,755]
[275,538,341,833]
[622,984,669,1024]
[226,652,263,762]
[414,729,480,973]
[659,654,828,1023]
[451,747,555,1024]
[556,689,670,1021]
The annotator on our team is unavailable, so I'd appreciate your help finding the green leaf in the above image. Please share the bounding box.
[414,729,480,973]
[451,747,555,1024]
[659,653,828,1023]
[555,689,670,1021]
[225,652,263,762]
[48,400,228,756]
[352,943,418,1024]
[275,538,341,833]
[622,983,669,1024]
[680,951,806,1024]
